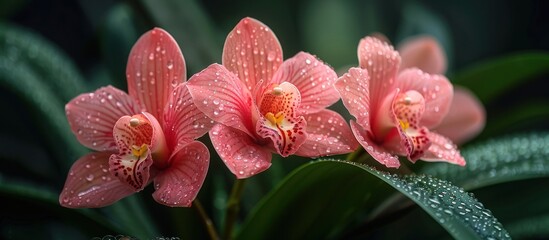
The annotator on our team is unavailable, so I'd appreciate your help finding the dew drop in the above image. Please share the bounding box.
[167,60,174,70]
[267,51,276,61]
[86,174,94,181]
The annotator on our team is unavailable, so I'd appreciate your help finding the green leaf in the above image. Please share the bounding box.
[453,52,549,104]
[0,54,86,168]
[105,195,160,239]
[0,23,86,101]
[470,178,549,239]
[420,132,549,190]
[478,101,549,140]
[138,0,221,73]
[0,23,87,167]
[0,178,122,236]
[237,160,509,240]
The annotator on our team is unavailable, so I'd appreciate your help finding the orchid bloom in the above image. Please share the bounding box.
[187,17,357,178]
[335,36,466,168]
[398,36,485,144]
[60,28,213,208]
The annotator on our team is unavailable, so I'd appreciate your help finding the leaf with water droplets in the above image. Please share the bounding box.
[237,160,509,239]
[421,132,549,190]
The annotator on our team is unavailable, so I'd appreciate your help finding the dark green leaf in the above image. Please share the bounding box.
[0,23,86,101]
[0,178,121,236]
[0,55,86,168]
[477,102,549,140]
[104,195,159,239]
[453,52,549,104]
[237,160,509,240]
[421,132,549,190]
[470,178,549,239]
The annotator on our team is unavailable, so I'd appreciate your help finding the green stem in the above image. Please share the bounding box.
[193,199,220,240]
[223,178,247,240]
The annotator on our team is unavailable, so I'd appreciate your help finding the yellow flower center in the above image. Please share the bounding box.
[265,111,285,126]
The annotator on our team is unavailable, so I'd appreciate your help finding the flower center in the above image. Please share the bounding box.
[256,82,307,156]
[392,90,432,161]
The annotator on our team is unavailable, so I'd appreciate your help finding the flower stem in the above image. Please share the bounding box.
[223,178,247,240]
[347,147,368,163]
[193,199,220,240]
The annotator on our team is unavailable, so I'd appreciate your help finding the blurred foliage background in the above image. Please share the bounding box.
[1,0,548,239]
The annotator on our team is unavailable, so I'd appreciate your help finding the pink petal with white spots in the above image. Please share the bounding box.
[257,82,307,157]
[65,86,141,152]
[163,83,214,149]
[223,17,283,92]
[421,132,466,166]
[210,124,272,179]
[398,36,447,75]
[434,87,486,145]
[126,27,186,123]
[59,152,134,208]
[295,109,358,157]
[357,36,401,112]
[350,121,400,168]
[152,141,209,207]
[187,64,256,137]
[395,68,453,129]
[335,68,371,129]
[271,52,339,114]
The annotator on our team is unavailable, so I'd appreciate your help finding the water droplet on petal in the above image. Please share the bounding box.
[86,174,94,181]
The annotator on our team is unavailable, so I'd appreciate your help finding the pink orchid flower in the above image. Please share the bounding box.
[335,36,466,168]
[59,28,213,208]
[398,36,485,145]
[187,17,357,178]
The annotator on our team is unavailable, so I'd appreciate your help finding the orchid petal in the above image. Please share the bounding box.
[434,87,486,145]
[163,83,214,150]
[152,141,209,207]
[59,152,134,208]
[109,114,164,191]
[392,90,432,162]
[271,52,339,114]
[257,82,307,156]
[350,121,400,168]
[395,68,453,128]
[187,64,256,137]
[357,36,401,111]
[65,86,141,152]
[335,68,371,129]
[398,36,447,74]
[421,132,466,166]
[222,17,283,92]
[210,124,272,179]
[126,27,186,122]
[295,109,358,157]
